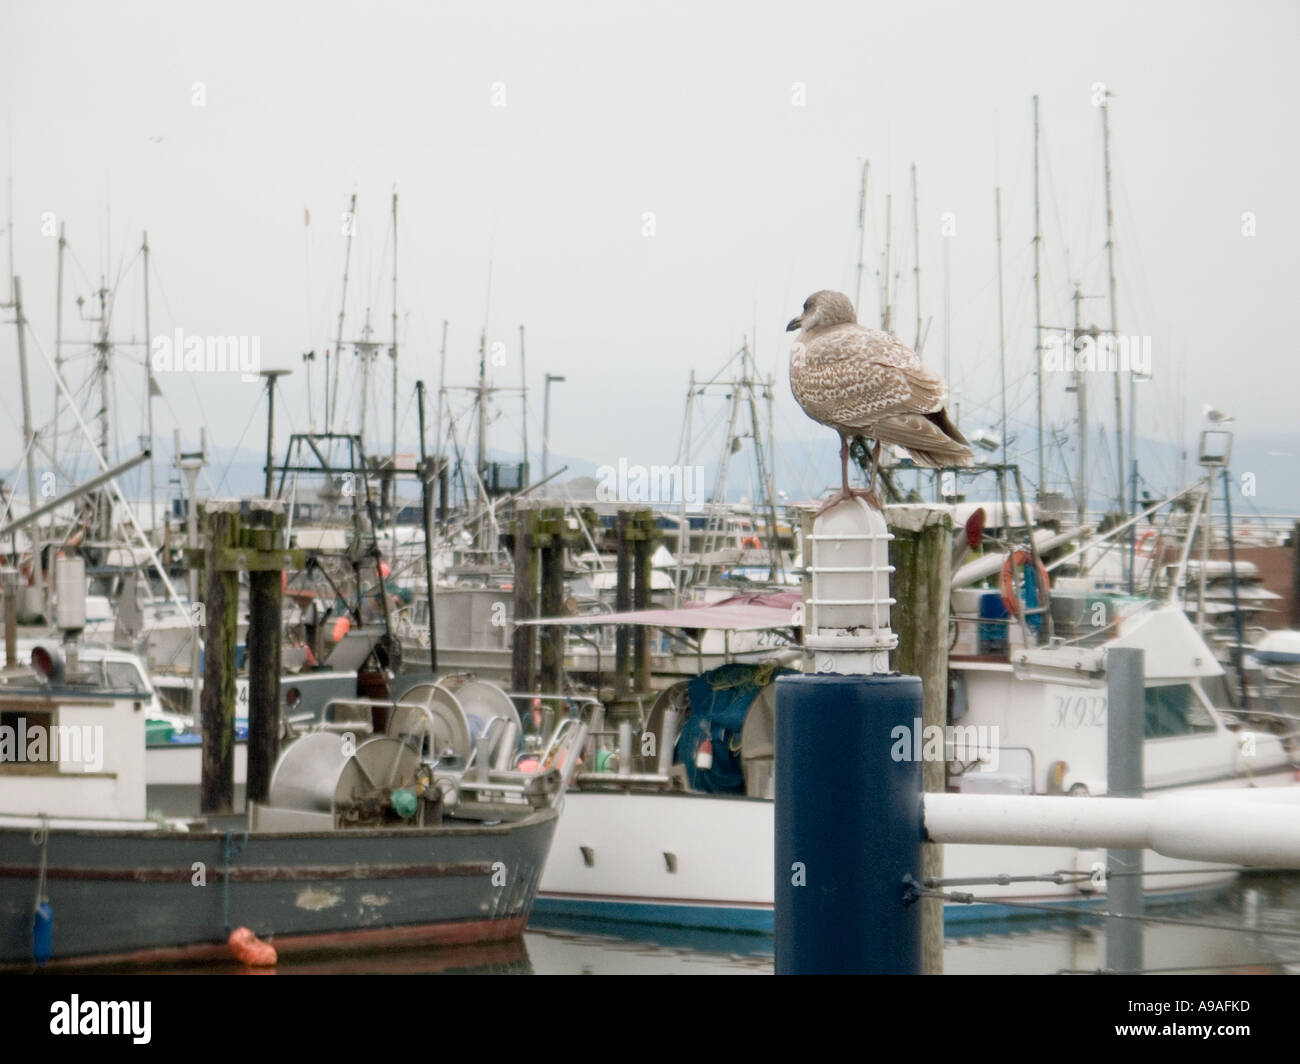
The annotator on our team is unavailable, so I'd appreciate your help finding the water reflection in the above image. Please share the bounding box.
[80,871,1300,975]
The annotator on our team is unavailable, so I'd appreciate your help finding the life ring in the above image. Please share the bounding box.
[1136,529,1160,558]
[741,536,762,550]
[999,549,1051,618]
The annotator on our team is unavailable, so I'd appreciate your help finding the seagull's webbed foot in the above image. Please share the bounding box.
[813,487,882,517]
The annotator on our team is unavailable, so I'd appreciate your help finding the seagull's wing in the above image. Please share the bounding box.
[792,324,945,431]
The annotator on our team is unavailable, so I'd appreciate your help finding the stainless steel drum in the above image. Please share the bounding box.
[267,731,421,821]
[268,732,352,812]
[396,682,473,765]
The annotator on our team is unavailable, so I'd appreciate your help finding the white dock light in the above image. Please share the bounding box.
[803,497,896,674]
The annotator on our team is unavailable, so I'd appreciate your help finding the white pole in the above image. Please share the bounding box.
[923,791,1300,867]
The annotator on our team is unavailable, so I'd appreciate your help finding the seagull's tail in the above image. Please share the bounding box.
[906,445,974,468]
[924,407,969,447]
[869,407,974,468]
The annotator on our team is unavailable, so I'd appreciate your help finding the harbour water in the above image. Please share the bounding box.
[87,872,1300,976]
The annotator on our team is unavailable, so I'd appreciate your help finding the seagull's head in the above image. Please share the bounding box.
[786,290,857,333]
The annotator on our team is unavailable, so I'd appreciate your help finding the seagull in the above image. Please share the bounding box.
[1203,405,1234,424]
[787,290,972,514]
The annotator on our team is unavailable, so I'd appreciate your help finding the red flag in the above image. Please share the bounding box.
[304,207,311,226]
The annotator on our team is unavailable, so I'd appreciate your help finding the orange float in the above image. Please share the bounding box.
[228,927,277,966]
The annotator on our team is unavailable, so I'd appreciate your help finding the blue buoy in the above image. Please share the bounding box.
[33,901,53,965]
[774,672,923,975]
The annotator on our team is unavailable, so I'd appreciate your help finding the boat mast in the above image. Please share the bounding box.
[1032,96,1045,493]
[1102,92,1124,520]
[435,319,448,517]
[943,203,951,427]
[52,222,65,481]
[995,187,1007,471]
[5,135,12,303]
[390,190,399,544]
[94,278,113,538]
[674,370,695,606]
[329,191,357,436]
[881,193,893,333]
[854,160,869,316]
[11,277,44,603]
[911,163,922,351]
[143,231,156,533]
[357,307,375,440]
[476,261,493,491]
[1072,284,1088,526]
[387,188,397,530]
[742,340,782,582]
[519,324,528,486]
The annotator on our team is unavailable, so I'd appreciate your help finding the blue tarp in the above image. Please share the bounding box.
[675,663,793,793]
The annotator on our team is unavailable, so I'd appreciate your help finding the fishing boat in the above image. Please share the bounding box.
[0,621,582,969]
[525,560,1296,933]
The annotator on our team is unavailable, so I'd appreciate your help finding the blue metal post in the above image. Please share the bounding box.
[774,672,923,974]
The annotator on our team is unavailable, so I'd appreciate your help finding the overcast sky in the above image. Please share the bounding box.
[1,0,1296,506]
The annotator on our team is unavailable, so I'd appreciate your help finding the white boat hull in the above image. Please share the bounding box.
[536,777,1293,932]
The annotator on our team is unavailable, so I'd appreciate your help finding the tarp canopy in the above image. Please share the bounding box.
[514,591,801,632]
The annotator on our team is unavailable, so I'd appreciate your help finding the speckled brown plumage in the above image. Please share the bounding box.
[787,289,972,468]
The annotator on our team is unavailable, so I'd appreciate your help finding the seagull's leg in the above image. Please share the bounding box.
[816,434,881,515]
[853,440,883,510]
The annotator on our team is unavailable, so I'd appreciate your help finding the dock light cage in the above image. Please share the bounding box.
[803,498,897,675]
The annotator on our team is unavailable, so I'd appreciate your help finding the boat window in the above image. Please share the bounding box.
[1200,671,1241,710]
[103,662,147,693]
[1144,683,1217,738]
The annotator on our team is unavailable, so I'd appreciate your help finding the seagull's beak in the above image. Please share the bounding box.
[786,316,802,332]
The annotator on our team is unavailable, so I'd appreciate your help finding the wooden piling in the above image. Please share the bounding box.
[245,499,287,806]
[630,510,658,693]
[191,499,304,814]
[539,508,567,695]
[3,569,17,668]
[199,503,239,815]
[614,510,632,697]
[888,504,954,977]
[511,506,539,694]
[1292,520,1300,628]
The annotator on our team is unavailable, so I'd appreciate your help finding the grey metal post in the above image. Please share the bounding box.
[1106,645,1144,973]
